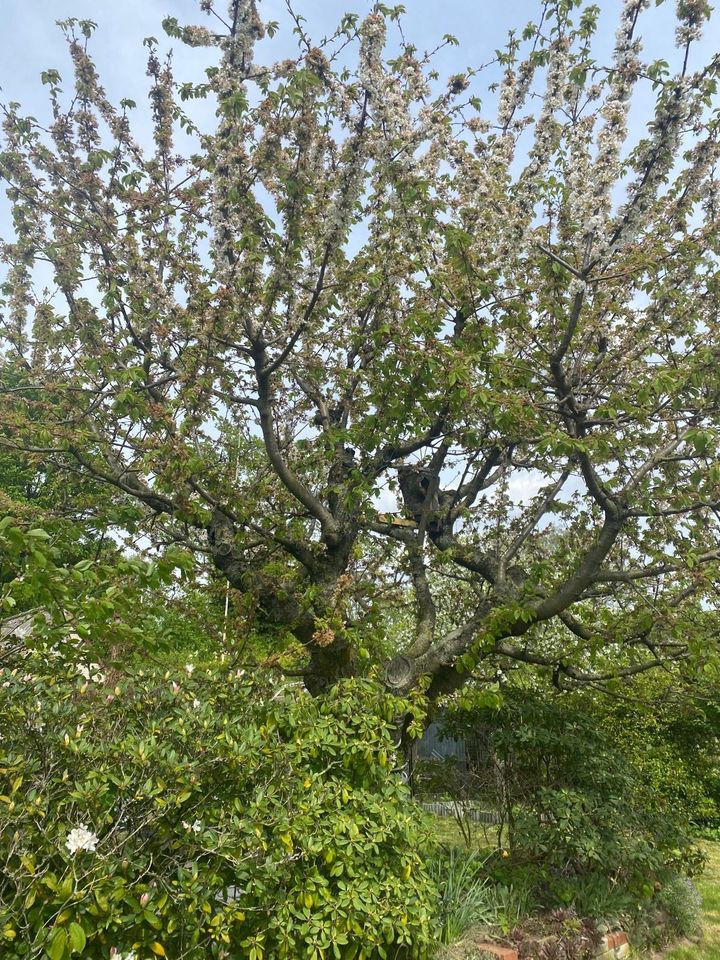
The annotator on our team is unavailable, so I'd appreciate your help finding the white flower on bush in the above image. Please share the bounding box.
[76,662,105,683]
[66,824,99,855]
[185,662,195,675]
[192,698,201,710]
[182,819,202,834]
[110,950,136,960]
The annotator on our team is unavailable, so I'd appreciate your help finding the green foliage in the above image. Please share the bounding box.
[661,841,720,959]
[486,881,538,936]
[656,875,703,940]
[0,366,133,580]
[694,824,720,842]
[0,516,192,662]
[2,0,720,703]
[427,848,494,944]
[137,584,234,666]
[426,844,540,949]
[593,680,720,829]
[0,669,437,959]
[441,688,703,908]
[554,873,637,927]
[628,872,704,954]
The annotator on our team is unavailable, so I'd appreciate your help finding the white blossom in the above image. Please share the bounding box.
[76,662,105,683]
[497,58,535,130]
[183,25,215,47]
[517,38,571,201]
[576,0,650,251]
[227,0,263,73]
[675,0,710,45]
[66,825,99,855]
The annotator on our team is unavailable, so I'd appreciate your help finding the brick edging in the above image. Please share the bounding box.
[474,930,630,960]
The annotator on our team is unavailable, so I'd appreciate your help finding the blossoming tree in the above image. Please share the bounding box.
[1,0,719,696]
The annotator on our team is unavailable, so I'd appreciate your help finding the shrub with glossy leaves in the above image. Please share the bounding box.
[0,666,435,960]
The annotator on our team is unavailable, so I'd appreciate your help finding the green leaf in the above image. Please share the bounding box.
[46,928,68,960]
[27,528,51,539]
[68,922,86,954]
[144,910,163,930]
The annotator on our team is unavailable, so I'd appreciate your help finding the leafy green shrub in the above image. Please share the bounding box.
[428,848,494,944]
[443,689,702,906]
[656,875,702,939]
[0,667,436,960]
[691,822,720,842]
[0,515,195,665]
[594,679,720,830]
[625,876,700,957]
[556,874,637,927]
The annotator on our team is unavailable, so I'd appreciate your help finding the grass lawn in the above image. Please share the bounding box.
[425,809,503,852]
[655,842,720,960]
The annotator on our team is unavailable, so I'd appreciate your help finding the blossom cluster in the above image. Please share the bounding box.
[65,824,99,855]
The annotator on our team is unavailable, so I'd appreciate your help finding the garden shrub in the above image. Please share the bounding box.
[553,874,638,928]
[655,874,702,939]
[0,515,197,667]
[593,682,720,830]
[625,873,703,955]
[0,665,436,960]
[441,689,702,909]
